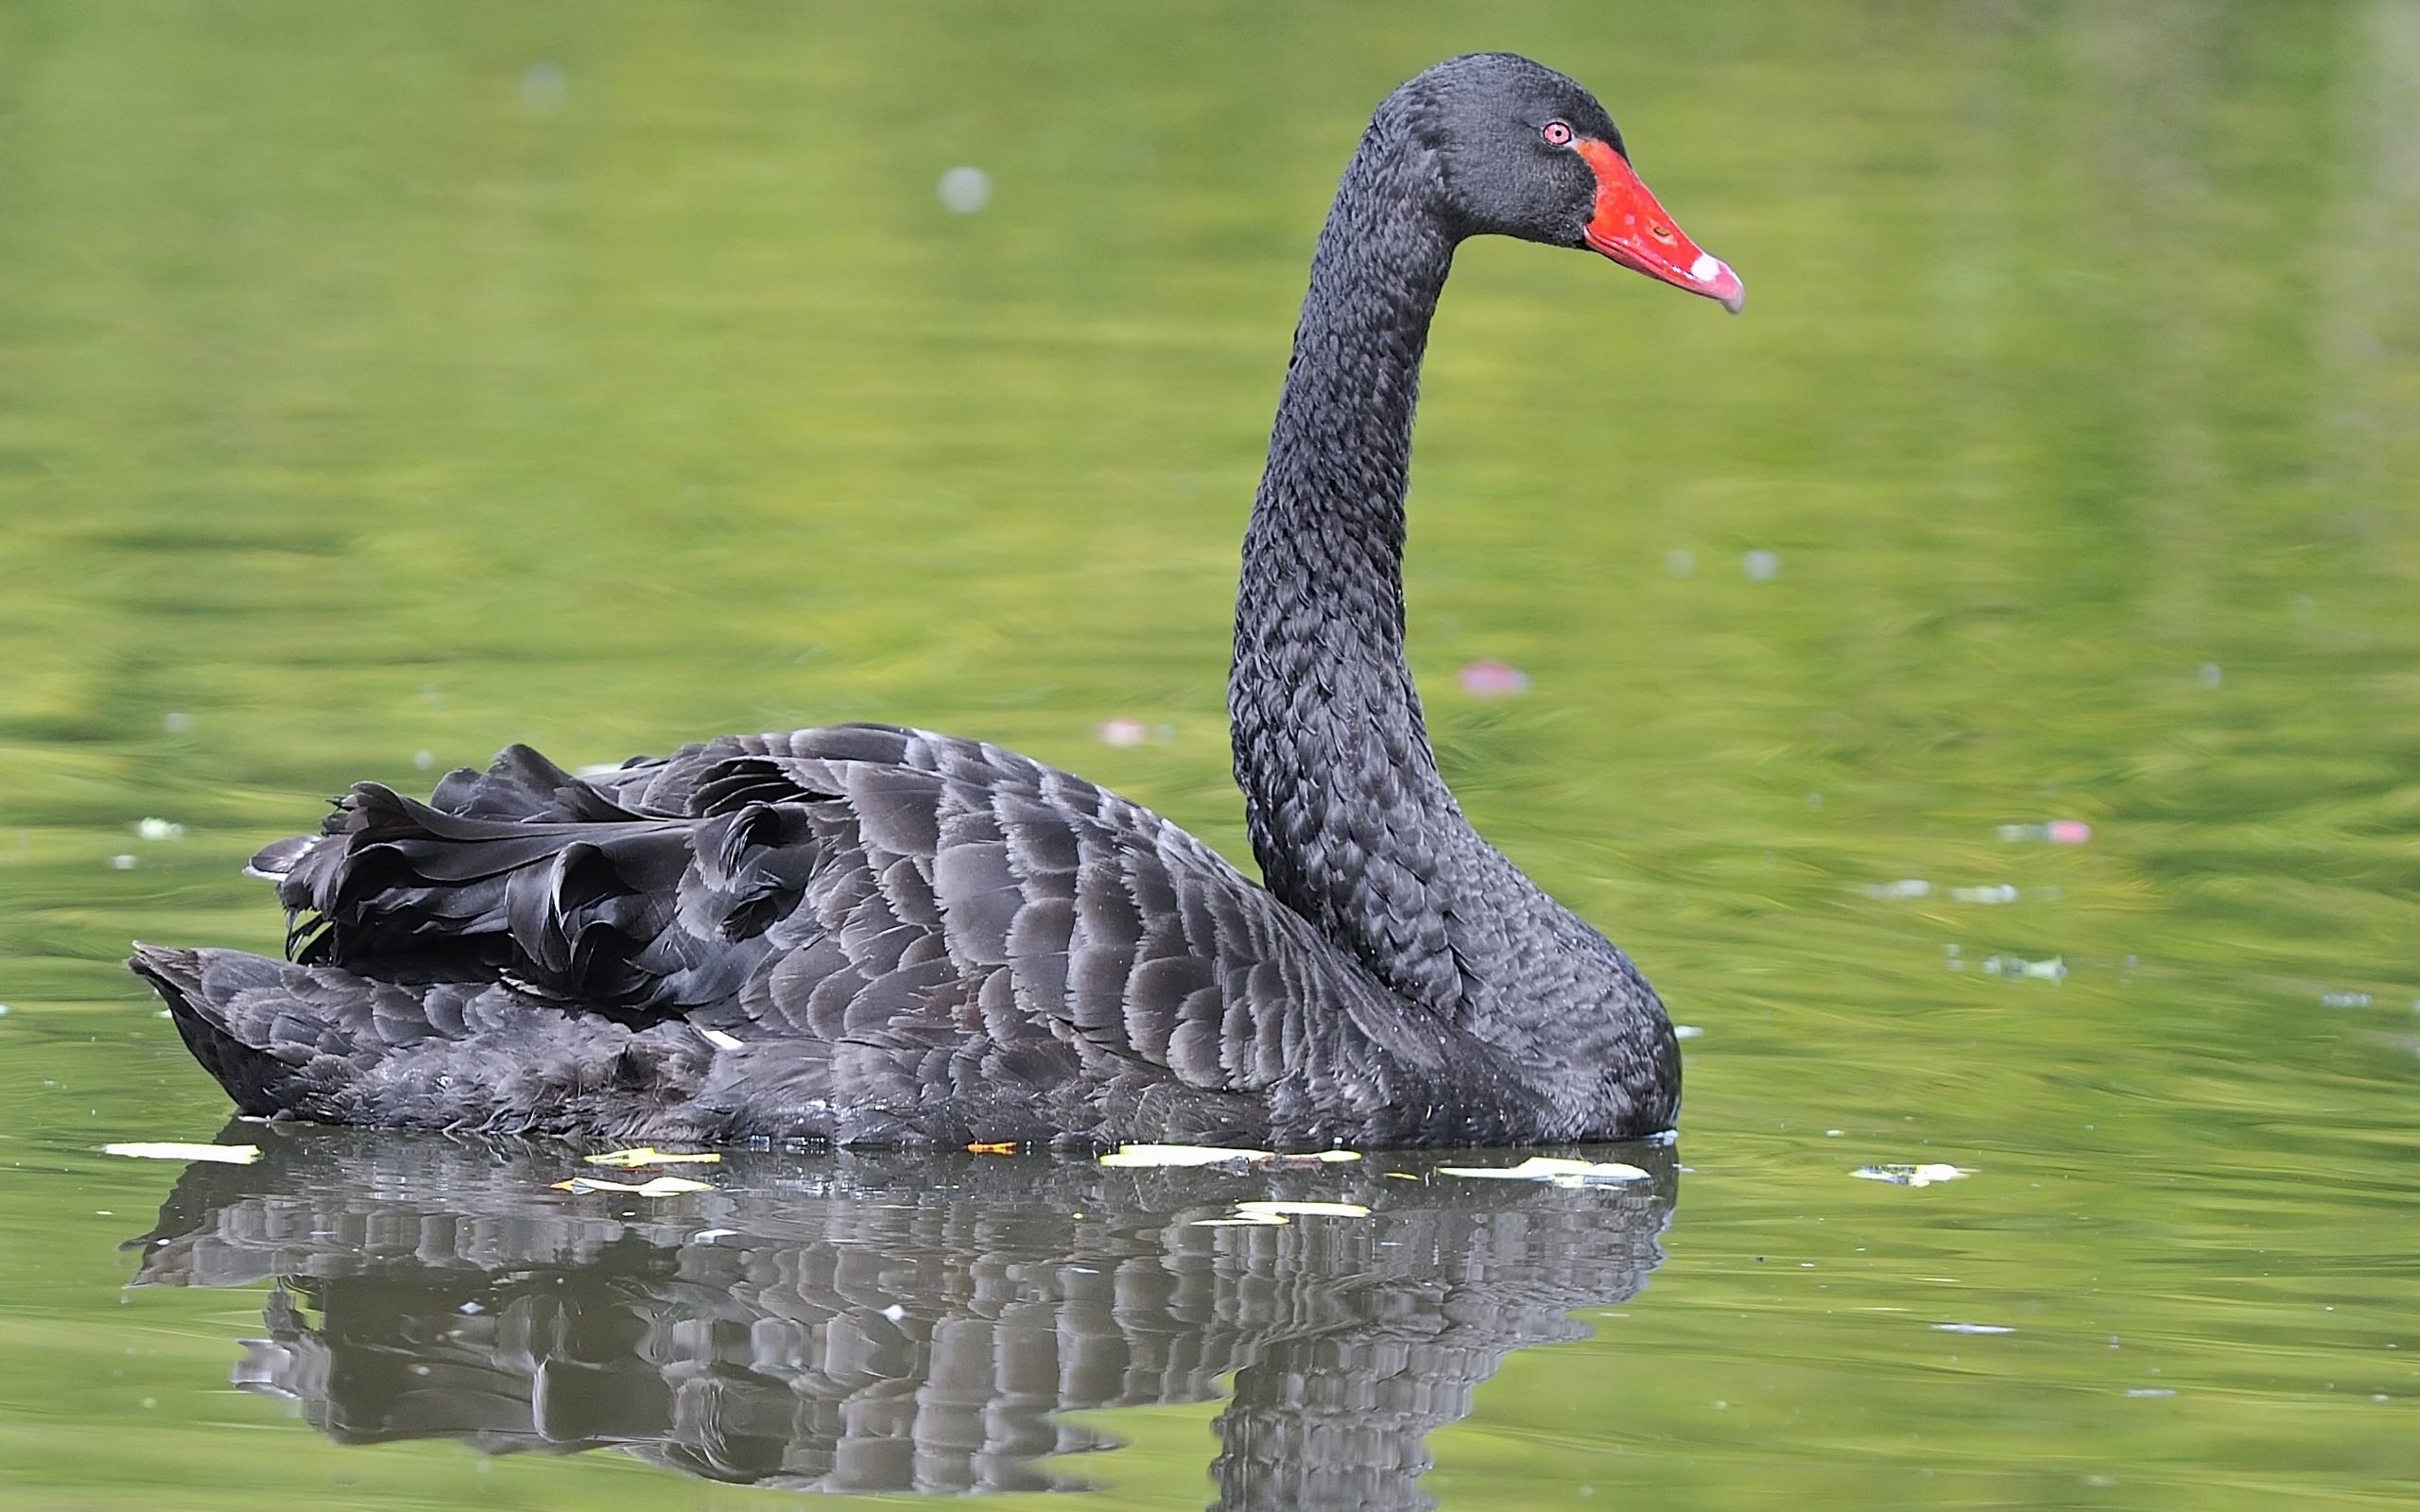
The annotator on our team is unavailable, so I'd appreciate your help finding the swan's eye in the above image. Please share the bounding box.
[1541,120,1574,146]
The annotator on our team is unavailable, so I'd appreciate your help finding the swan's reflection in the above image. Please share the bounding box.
[127,1125,1674,1508]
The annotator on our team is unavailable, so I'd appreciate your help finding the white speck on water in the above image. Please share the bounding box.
[136,818,183,841]
[1665,548,1696,577]
[1982,954,2066,983]
[0,1005,10,1016]
[1439,1156,1651,1187]
[1806,791,1824,809]
[2198,662,2222,689]
[1100,1143,1266,1167]
[1951,884,2018,904]
[1999,819,2092,844]
[1934,1322,2014,1334]
[110,854,135,870]
[2126,1387,2175,1398]
[162,712,193,733]
[414,750,435,771]
[1673,1024,1703,1040]
[2321,992,2372,1008]
[1866,879,1931,899]
[1856,1162,1967,1187]
[1097,717,1148,747]
[104,1142,259,1164]
[1193,1199,1373,1228]
[938,165,993,214]
[1742,548,1781,582]
[519,60,568,114]
[1825,1129,1843,1137]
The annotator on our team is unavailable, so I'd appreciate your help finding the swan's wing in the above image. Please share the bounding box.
[213,724,1461,1145]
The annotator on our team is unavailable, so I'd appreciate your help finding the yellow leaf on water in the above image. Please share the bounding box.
[582,1146,722,1168]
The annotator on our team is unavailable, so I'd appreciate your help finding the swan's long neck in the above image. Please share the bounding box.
[1230,117,1514,1016]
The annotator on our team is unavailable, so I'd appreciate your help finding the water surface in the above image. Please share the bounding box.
[3,3,2417,1507]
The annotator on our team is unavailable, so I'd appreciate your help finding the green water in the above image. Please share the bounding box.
[4,1,2418,1505]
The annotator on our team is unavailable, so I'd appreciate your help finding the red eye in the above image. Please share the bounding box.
[1542,121,1574,146]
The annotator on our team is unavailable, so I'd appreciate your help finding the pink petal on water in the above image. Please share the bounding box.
[1456,660,1530,696]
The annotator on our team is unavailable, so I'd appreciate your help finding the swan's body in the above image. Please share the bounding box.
[131,54,1742,1150]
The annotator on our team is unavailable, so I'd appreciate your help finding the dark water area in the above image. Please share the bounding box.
[3,2,2418,1507]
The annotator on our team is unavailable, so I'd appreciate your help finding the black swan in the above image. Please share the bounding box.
[130,53,1742,1151]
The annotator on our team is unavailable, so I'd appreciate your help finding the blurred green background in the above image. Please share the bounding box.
[3,1,2417,1506]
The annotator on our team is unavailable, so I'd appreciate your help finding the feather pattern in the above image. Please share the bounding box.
[135,726,1515,1148]
[130,54,1685,1149]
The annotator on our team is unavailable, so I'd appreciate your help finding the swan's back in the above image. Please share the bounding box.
[135,725,1540,1148]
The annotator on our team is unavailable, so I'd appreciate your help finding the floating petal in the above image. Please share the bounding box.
[1193,1200,1371,1228]
[1854,1163,1967,1187]
[104,1142,259,1165]
[552,1175,714,1196]
[1933,1322,2014,1334]
[1098,1143,1360,1168]
[1438,1156,1651,1187]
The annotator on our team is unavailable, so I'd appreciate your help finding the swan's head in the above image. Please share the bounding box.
[1404,53,1744,314]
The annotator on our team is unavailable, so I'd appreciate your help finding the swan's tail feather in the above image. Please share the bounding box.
[127,942,727,1137]
[244,834,315,882]
[243,743,842,1022]
[425,743,648,824]
[130,944,361,1119]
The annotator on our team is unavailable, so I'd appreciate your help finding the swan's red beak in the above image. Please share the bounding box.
[1575,140,1744,314]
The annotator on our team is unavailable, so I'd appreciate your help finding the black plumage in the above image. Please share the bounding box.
[131,53,1741,1150]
